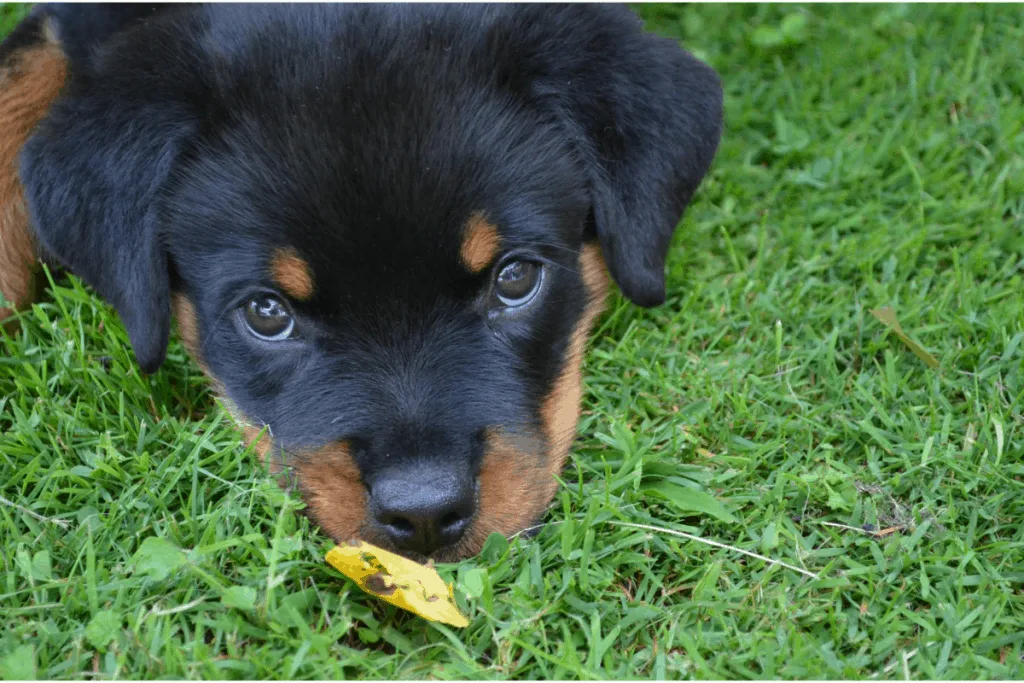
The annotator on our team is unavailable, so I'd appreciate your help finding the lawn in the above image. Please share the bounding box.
[2,3,1023,679]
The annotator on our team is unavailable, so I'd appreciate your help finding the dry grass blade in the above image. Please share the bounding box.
[608,521,819,579]
[869,306,940,369]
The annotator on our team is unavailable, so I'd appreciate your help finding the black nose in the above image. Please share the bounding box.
[370,469,477,556]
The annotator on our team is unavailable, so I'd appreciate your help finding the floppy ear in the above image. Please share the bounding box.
[519,6,724,307]
[19,25,196,373]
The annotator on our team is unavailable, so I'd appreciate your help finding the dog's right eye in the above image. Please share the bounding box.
[240,295,295,341]
[494,259,543,308]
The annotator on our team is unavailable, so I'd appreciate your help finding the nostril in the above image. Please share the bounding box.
[437,509,472,547]
[371,472,477,554]
[384,516,416,536]
[439,511,463,530]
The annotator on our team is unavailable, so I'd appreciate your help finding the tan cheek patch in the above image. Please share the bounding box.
[539,243,610,466]
[290,444,369,544]
[0,36,68,327]
[461,429,550,557]
[227,394,370,544]
[173,294,369,546]
[270,247,314,301]
[454,244,609,558]
[460,212,500,273]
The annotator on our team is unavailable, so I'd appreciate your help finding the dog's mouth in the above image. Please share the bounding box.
[222,404,558,562]
[250,438,480,563]
[326,523,472,565]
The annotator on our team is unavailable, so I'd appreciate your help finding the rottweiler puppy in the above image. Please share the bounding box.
[0,4,722,561]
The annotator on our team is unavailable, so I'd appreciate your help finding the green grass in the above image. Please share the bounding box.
[0,3,28,31]
[2,3,1023,679]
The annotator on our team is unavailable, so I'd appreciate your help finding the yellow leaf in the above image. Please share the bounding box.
[325,542,469,628]
[869,306,940,369]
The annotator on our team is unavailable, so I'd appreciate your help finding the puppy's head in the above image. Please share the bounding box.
[21,5,722,560]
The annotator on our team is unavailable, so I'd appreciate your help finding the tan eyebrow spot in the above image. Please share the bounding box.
[270,247,314,301]
[460,212,500,273]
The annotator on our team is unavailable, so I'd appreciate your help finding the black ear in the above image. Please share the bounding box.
[19,17,196,373]
[514,5,724,307]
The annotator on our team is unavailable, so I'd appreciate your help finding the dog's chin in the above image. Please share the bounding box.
[315,502,555,564]
[341,521,539,564]
[332,530,464,565]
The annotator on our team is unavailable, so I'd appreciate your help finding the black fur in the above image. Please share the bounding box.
[18,3,192,372]
[14,3,722,556]
[487,5,723,306]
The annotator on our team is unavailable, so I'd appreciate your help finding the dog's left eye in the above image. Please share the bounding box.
[494,260,543,307]
[240,295,295,341]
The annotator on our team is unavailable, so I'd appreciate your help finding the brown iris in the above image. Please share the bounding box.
[494,260,542,307]
[242,294,294,340]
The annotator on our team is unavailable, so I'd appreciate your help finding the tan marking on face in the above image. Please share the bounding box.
[0,39,68,329]
[208,394,285,482]
[171,294,200,357]
[170,293,226,392]
[270,247,314,301]
[464,244,609,556]
[234,416,368,543]
[172,291,366,543]
[458,429,548,557]
[290,443,368,544]
[460,212,500,273]
[539,242,609,465]
[240,423,273,462]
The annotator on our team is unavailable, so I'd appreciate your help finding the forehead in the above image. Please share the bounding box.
[171,135,584,299]
[168,32,589,300]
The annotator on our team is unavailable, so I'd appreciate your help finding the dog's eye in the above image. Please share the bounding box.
[494,260,542,307]
[241,295,295,341]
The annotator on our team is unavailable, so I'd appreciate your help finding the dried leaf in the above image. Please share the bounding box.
[872,526,902,538]
[869,306,940,368]
[325,542,468,627]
